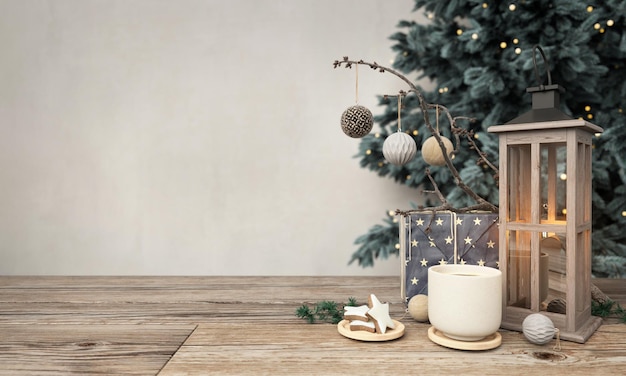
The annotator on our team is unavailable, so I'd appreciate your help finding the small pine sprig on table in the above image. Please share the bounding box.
[295,297,359,324]
[592,299,626,323]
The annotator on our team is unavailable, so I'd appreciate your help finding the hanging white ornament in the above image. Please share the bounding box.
[341,105,373,138]
[421,135,454,166]
[382,94,417,166]
[383,132,417,165]
[522,313,556,345]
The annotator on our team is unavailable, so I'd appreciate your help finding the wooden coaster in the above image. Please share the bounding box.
[337,319,405,342]
[428,326,502,350]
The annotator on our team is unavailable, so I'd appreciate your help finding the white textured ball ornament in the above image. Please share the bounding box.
[382,132,417,165]
[522,313,556,345]
[421,136,453,166]
[408,294,429,322]
[340,105,373,138]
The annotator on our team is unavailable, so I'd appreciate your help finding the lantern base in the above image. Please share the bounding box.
[501,314,602,344]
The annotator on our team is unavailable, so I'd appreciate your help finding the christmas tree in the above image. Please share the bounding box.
[349,0,626,278]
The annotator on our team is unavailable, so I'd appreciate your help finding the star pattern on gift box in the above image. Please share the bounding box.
[402,211,499,302]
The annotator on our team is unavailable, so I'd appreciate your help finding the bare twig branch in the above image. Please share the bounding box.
[335,57,498,213]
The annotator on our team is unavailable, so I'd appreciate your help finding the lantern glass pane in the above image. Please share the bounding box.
[507,230,531,309]
[507,145,531,223]
[540,143,567,223]
[540,232,567,308]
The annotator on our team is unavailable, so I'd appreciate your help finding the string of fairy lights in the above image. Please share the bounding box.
[380,2,626,226]
[423,2,620,121]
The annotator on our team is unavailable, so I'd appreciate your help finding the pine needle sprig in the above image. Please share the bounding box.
[295,297,359,324]
[592,299,626,323]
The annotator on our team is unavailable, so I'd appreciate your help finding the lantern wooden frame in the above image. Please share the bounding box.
[489,115,603,343]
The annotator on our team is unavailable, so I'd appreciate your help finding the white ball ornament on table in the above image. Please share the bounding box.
[340,105,373,138]
[522,313,556,345]
[382,132,417,166]
[421,135,454,166]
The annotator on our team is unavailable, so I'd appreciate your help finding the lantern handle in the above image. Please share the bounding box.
[532,45,552,87]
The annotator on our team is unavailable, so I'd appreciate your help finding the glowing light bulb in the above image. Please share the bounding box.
[472,33,478,40]
[412,130,419,136]
[513,38,519,44]
[500,42,507,49]
[395,243,401,249]
[562,208,567,215]
[509,4,516,11]
[587,114,594,120]
[622,211,626,217]
[585,105,591,112]
[607,19,615,27]
[594,23,601,30]
[482,3,488,8]
[587,6,593,12]
[560,173,567,181]
[457,29,463,36]
[515,47,522,54]
[366,149,372,155]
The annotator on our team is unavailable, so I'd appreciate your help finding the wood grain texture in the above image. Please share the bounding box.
[0,276,624,375]
[0,324,195,375]
[160,322,626,376]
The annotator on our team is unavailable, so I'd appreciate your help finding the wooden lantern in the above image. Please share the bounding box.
[488,49,603,343]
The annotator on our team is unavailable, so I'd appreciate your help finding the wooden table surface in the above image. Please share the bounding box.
[0,276,624,375]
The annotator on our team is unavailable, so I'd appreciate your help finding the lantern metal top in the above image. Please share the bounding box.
[507,46,571,124]
[488,45,603,134]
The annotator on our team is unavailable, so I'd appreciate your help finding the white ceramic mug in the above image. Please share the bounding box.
[428,264,502,341]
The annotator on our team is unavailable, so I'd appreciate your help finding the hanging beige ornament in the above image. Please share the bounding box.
[421,106,454,166]
[340,63,373,138]
[522,313,557,345]
[382,94,417,165]
[422,136,454,166]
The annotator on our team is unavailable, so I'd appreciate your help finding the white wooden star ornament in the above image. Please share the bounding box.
[343,305,370,321]
[366,294,396,334]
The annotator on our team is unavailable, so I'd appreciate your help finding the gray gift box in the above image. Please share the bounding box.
[400,211,499,303]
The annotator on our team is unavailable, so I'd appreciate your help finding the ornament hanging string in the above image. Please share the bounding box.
[355,63,359,104]
[397,94,402,132]
[553,328,561,351]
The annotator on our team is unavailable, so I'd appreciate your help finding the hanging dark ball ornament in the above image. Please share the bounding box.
[382,132,417,165]
[340,105,373,138]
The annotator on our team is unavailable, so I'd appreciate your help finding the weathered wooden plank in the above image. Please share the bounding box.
[0,276,621,305]
[0,276,400,304]
[159,322,626,375]
[0,277,623,375]
[0,324,195,375]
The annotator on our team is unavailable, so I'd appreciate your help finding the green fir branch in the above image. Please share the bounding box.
[592,299,626,323]
[295,298,359,324]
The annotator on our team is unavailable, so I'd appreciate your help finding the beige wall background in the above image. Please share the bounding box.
[0,0,425,275]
